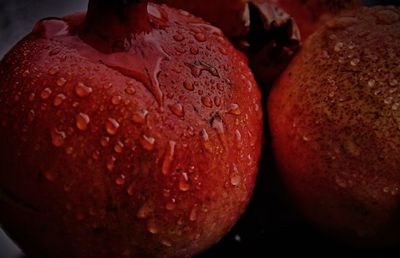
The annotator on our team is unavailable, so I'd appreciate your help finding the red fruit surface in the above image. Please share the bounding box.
[0,1,263,257]
[269,6,400,246]
[155,0,250,38]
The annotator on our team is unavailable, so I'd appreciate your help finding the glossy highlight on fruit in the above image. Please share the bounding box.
[269,6,400,246]
[0,0,263,257]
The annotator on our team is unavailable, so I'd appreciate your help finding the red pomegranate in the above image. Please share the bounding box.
[0,0,263,257]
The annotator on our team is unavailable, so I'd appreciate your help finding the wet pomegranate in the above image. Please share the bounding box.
[269,6,400,246]
[0,0,262,257]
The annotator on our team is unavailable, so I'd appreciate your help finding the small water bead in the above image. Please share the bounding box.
[368,79,375,87]
[228,104,241,115]
[48,66,59,75]
[392,103,400,111]
[125,86,136,95]
[106,156,116,172]
[200,128,212,152]
[92,150,100,160]
[183,80,194,91]
[65,147,74,155]
[194,32,206,42]
[56,77,67,86]
[169,103,184,117]
[131,109,148,124]
[137,203,152,219]
[201,96,213,108]
[384,97,393,105]
[214,96,222,107]
[173,34,184,42]
[165,201,176,211]
[76,113,90,131]
[127,183,135,196]
[75,82,93,98]
[140,134,155,151]
[162,141,176,175]
[160,240,172,247]
[100,136,110,147]
[390,79,398,87]
[190,46,199,55]
[334,42,344,52]
[350,58,360,66]
[114,141,124,153]
[51,129,66,147]
[179,172,190,192]
[111,96,122,105]
[53,93,66,107]
[147,219,159,234]
[189,206,198,221]
[29,92,35,102]
[105,118,120,135]
[40,88,52,100]
[27,109,35,124]
[115,174,126,185]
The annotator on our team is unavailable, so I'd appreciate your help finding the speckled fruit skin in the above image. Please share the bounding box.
[0,2,263,258]
[269,6,400,246]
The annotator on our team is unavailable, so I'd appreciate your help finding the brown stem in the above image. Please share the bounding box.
[81,0,151,52]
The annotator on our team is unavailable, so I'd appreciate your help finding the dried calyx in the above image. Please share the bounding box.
[234,0,301,87]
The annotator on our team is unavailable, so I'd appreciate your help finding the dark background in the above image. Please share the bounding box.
[1,0,400,257]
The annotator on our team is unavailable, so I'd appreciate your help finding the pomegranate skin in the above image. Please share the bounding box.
[269,6,400,246]
[0,3,262,258]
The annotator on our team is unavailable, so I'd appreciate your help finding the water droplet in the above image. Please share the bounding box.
[368,79,375,87]
[169,103,184,117]
[53,93,66,107]
[51,129,66,147]
[334,42,344,52]
[235,129,242,144]
[179,10,190,16]
[200,128,212,152]
[173,34,184,42]
[44,171,55,182]
[390,79,398,87]
[335,176,347,188]
[29,92,35,102]
[140,134,155,151]
[201,96,213,108]
[212,115,227,148]
[92,150,100,160]
[105,118,120,135]
[40,88,52,100]
[100,136,110,147]
[165,201,176,211]
[147,219,158,234]
[76,113,90,131]
[189,206,198,221]
[137,203,152,219]
[384,97,393,105]
[392,103,400,111]
[228,104,241,115]
[111,96,122,105]
[302,135,310,142]
[179,172,190,191]
[106,156,116,172]
[115,174,126,185]
[75,82,93,98]
[48,66,59,75]
[114,141,124,153]
[131,109,148,124]
[350,58,360,66]
[162,141,176,175]
[190,46,199,55]
[56,77,67,86]
[125,86,136,95]
[231,175,241,186]
[27,109,35,124]
[214,96,222,107]
[161,240,172,247]
[194,33,206,42]
[183,80,194,91]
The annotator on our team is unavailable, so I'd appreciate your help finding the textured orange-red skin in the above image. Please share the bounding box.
[0,3,262,258]
[269,6,400,246]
